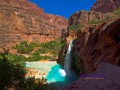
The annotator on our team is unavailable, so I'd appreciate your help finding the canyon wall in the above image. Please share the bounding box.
[71,18,120,74]
[69,10,105,26]
[61,1,120,89]
[0,0,68,50]
[67,0,120,74]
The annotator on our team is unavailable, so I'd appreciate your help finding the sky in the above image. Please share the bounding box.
[30,0,96,18]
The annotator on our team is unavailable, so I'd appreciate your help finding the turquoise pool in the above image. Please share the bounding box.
[25,61,78,86]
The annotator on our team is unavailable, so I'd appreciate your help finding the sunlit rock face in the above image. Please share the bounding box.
[0,0,68,50]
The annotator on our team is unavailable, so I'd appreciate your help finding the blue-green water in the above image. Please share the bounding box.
[25,62,78,86]
[25,40,78,86]
[45,64,66,83]
[45,64,78,86]
[46,40,78,86]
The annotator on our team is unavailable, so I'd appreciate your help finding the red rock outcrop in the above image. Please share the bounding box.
[0,0,44,15]
[67,0,120,74]
[69,10,105,26]
[91,0,120,13]
[67,9,119,45]
[71,18,120,74]
[68,10,118,26]
[0,0,68,49]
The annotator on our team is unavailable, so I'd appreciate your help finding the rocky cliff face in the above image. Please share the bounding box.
[0,0,68,49]
[68,10,119,27]
[63,6,120,89]
[71,18,120,74]
[61,0,120,89]
[67,0,120,74]
[91,0,120,13]
[69,10,105,26]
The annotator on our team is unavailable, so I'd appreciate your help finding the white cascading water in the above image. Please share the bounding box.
[45,40,77,84]
[64,40,73,75]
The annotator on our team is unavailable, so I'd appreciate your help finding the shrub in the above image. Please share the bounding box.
[69,24,82,31]
[24,50,52,61]
[114,8,120,15]
[39,39,63,58]
[105,15,113,20]
[13,40,63,61]
[14,41,38,54]
[88,19,102,24]
[29,50,41,61]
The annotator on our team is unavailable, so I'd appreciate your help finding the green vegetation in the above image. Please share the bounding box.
[114,8,120,15]
[13,41,38,54]
[71,51,85,75]
[0,39,64,89]
[39,39,64,59]
[69,24,82,31]
[26,50,51,61]
[13,39,63,61]
[105,15,113,21]
[4,53,26,63]
[88,19,103,25]
[3,51,52,62]
[0,52,51,90]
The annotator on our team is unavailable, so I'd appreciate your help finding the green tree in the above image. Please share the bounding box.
[14,41,37,54]
[0,52,52,90]
[39,39,63,60]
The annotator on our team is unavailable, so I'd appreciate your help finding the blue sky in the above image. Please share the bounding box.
[30,0,96,18]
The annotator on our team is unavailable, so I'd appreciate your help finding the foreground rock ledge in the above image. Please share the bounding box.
[60,62,120,90]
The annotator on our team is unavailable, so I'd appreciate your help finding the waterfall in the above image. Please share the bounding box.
[64,40,73,75]
[45,40,77,84]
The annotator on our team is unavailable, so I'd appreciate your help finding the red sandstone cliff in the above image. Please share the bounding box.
[71,18,120,74]
[61,0,120,89]
[53,0,120,89]
[67,0,120,74]
[0,0,68,49]
[91,0,120,13]
[69,10,107,27]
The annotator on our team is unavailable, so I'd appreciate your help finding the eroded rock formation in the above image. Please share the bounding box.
[68,10,118,27]
[0,0,68,49]
[69,10,105,26]
[71,17,120,74]
[62,0,120,89]
[91,0,120,13]
[67,1,120,74]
